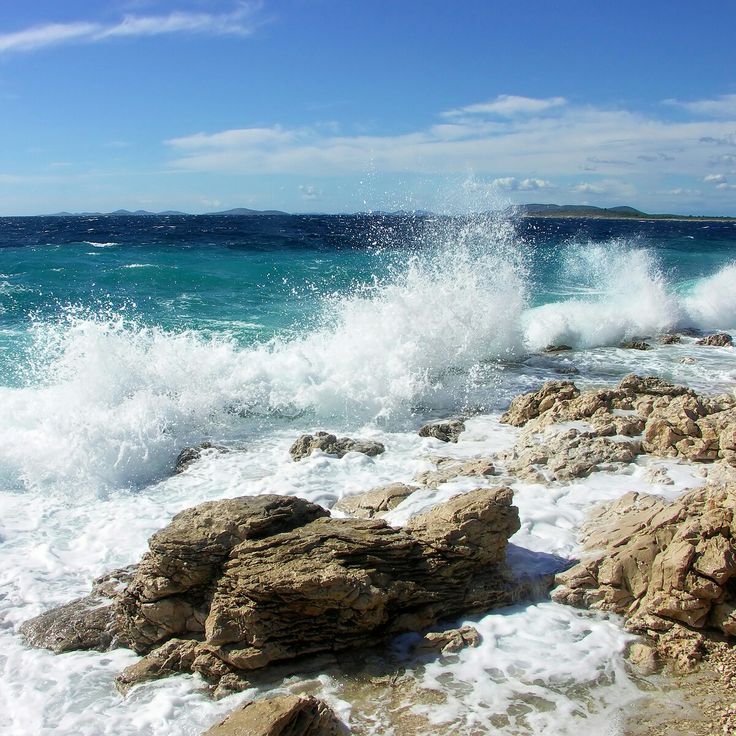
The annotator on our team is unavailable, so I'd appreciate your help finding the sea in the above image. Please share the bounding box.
[0,211,734,735]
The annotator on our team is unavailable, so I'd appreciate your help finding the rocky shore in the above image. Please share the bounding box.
[19,370,736,735]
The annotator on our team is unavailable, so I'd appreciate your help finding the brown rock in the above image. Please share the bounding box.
[660,334,682,345]
[414,457,496,488]
[289,432,385,461]
[201,695,346,736]
[332,483,417,518]
[619,340,652,350]
[417,418,466,443]
[412,625,482,655]
[552,483,736,669]
[696,333,733,347]
[175,442,229,473]
[500,380,580,426]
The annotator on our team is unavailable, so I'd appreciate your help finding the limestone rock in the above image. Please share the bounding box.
[501,428,638,483]
[412,625,482,655]
[543,344,573,353]
[619,340,651,350]
[332,483,417,518]
[697,332,733,347]
[30,489,523,689]
[175,442,229,473]
[289,432,385,461]
[20,566,134,653]
[413,457,496,488]
[552,483,736,668]
[418,418,466,443]
[500,380,580,426]
[117,496,329,653]
[660,334,682,345]
[201,695,346,736]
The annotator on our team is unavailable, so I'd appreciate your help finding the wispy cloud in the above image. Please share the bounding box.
[667,94,736,119]
[164,94,736,195]
[0,3,259,54]
[442,94,567,119]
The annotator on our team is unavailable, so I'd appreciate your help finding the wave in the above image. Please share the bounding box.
[0,215,528,493]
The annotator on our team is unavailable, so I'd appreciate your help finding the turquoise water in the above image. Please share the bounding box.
[0,212,735,735]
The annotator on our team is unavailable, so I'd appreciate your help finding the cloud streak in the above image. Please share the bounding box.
[0,3,259,54]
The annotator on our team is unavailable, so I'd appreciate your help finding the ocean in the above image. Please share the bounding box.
[0,212,735,734]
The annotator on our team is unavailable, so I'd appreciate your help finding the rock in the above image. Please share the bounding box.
[619,340,652,350]
[627,641,660,675]
[31,489,524,688]
[116,495,329,654]
[201,695,346,736]
[20,566,135,653]
[413,457,496,488]
[543,344,573,352]
[643,465,674,485]
[697,333,733,347]
[680,356,697,364]
[660,334,682,345]
[418,418,466,443]
[412,625,482,655]
[117,638,200,692]
[175,442,229,473]
[500,380,580,427]
[501,428,638,483]
[332,483,417,518]
[552,482,736,669]
[289,432,385,461]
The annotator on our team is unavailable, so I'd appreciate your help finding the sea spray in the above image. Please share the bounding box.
[0,213,530,494]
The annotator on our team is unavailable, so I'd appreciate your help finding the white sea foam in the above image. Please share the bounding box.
[82,241,119,247]
[523,243,680,351]
[683,262,736,330]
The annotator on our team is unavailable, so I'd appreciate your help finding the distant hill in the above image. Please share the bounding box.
[512,203,733,219]
[208,207,288,216]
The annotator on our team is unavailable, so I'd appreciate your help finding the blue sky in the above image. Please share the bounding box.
[0,0,735,215]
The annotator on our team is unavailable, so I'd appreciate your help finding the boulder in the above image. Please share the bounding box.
[412,625,482,655]
[660,334,682,345]
[289,432,385,461]
[26,489,523,690]
[332,483,417,518]
[696,333,733,347]
[20,566,135,653]
[619,340,651,350]
[202,695,346,736]
[418,418,466,443]
[543,344,573,353]
[552,483,736,670]
[175,442,229,473]
[500,381,580,427]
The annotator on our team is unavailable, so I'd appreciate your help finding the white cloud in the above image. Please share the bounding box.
[442,94,567,119]
[704,174,727,184]
[572,182,606,195]
[716,182,736,190]
[0,3,259,54]
[492,177,553,191]
[668,94,736,119]
[299,185,321,200]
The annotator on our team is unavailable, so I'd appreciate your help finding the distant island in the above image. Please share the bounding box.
[41,204,734,220]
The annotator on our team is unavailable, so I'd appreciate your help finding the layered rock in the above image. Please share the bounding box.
[500,428,638,483]
[553,483,736,671]
[332,483,417,518]
[499,374,736,470]
[290,432,385,461]
[417,418,466,443]
[414,457,496,488]
[24,488,522,690]
[202,695,346,736]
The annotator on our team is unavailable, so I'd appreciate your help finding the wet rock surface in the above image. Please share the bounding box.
[25,488,523,689]
[175,442,229,473]
[332,483,417,518]
[696,332,733,347]
[202,695,347,736]
[289,432,385,461]
[413,456,496,488]
[412,625,482,655]
[553,483,736,671]
[417,418,466,443]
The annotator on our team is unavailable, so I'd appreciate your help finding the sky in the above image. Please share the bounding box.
[0,0,735,215]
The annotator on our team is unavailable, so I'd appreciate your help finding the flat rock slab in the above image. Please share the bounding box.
[332,483,417,518]
[202,695,347,736]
